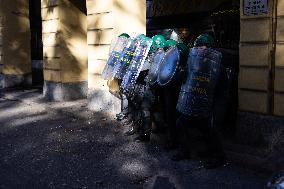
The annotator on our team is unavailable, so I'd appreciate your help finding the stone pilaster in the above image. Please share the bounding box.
[41,0,88,101]
[86,0,146,115]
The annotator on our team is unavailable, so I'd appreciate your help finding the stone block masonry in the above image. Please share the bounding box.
[41,0,88,101]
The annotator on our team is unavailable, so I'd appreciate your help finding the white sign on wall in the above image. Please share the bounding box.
[244,0,268,16]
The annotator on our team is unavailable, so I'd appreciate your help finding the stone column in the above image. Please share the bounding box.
[41,0,88,101]
[86,0,146,115]
[0,0,32,88]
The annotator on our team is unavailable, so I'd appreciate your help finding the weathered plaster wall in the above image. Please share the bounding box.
[238,0,273,114]
[41,0,88,100]
[237,0,284,151]
[274,0,284,116]
[86,0,146,115]
[0,0,32,88]
[239,0,284,116]
[0,1,3,87]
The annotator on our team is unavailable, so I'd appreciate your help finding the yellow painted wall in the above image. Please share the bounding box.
[239,0,284,116]
[238,0,274,114]
[87,0,146,89]
[274,0,284,116]
[0,0,31,76]
[41,0,87,83]
[86,0,145,114]
[113,0,146,35]
[0,9,3,74]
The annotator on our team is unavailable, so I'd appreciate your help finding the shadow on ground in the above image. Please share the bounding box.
[0,89,267,189]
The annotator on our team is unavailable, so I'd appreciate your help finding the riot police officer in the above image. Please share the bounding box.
[101,33,131,122]
[133,35,170,142]
[155,41,189,149]
[120,35,154,142]
[173,34,225,169]
[113,34,146,126]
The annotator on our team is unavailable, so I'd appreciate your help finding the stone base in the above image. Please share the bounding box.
[0,73,32,89]
[236,111,284,149]
[43,81,88,101]
[88,88,121,116]
[0,74,3,89]
[0,74,3,96]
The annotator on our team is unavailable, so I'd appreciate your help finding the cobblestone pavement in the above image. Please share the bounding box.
[0,89,267,189]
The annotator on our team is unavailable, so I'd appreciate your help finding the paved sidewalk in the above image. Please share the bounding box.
[0,89,267,189]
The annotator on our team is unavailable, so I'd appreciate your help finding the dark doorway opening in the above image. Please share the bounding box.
[146,0,240,137]
[29,0,43,87]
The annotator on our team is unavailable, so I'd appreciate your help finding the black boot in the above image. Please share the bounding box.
[134,133,150,143]
[124,122,139,136]
[117,94,129,121]
[121,117,132,125]
[116,112,124,118]
[135,110,151,142]
[116,112,128,121]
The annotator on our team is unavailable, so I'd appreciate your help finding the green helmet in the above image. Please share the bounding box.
[119,33,130,38]
[151,35,166,50]
[145,36,154,43]
[165,39,177,47]
[134,34,153,47]
[137,34,147,40]
[193,34,215,47]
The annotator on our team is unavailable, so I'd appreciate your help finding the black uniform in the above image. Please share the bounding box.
[124,70,155,142]
[156,45,188,148]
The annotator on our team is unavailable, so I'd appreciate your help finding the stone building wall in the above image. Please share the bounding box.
[0,0,31,88]
[86,0,146,115]
[41,0,88,101]
[275,0,284,116]
[238,0,273,114]
[239,0,284,117]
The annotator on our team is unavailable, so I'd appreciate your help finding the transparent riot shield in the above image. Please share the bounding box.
[120,38,153,95]
[101,35,130,80]
[176,47,222,117]
[112,38,137,80]
[157,46,180,86]
[147,49,166,85]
